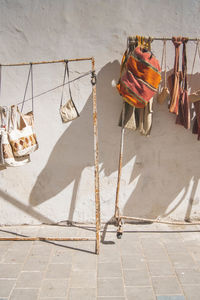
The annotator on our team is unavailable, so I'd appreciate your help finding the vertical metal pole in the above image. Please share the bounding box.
[115,101,126,221]
[91,57,100,255]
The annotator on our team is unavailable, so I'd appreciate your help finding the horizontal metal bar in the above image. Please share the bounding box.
[153,37,199,42]
[0,237,96,241]
[119,215,200,225]
[128,36,200,42]
[0,57,93,67]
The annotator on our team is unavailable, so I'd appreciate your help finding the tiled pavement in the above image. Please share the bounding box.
[0,223,200,299]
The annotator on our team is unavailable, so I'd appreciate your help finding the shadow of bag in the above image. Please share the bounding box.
[60,61,79,123]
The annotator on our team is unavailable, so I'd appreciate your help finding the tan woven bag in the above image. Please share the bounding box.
[60,61,79,123]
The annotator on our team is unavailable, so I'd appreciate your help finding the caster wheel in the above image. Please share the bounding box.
[117,231,122,239]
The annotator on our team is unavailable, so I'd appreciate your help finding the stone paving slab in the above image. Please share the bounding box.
[0,223,200,299]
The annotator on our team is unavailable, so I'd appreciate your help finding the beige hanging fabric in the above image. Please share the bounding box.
[188,41,200,103]
[157,40,170,104]
[138,98,153,136]
[60,61,79,123]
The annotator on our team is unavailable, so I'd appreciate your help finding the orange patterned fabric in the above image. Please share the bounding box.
[117,46,161,108]
[128,52,161,89]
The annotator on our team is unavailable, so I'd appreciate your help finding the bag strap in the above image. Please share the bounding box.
[160,40,167,88]
[0,107,7,129]
[9,105,18,131]
[60,61,67,108]
[163,40,167,88]
[182,38,188,90]
[66,62,79,116]
[66,61,73,101]
[160,40,165,72]
[60,60,79,116]
[21,63,34,113]
[189,41,199,88]
[0,65,8,129]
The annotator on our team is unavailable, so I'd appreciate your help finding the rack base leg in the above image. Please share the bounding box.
[116,218,124,239]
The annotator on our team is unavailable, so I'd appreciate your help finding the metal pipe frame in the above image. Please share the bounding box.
[0,57,101,254]
[114,37,200,236]
[0,237,96,241]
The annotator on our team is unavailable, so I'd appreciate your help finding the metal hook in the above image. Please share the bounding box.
[91,71,97,86]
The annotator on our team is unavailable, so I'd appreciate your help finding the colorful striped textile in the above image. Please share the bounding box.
[117,46,161,108]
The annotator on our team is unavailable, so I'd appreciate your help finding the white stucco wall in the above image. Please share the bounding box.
[0,0,200,225]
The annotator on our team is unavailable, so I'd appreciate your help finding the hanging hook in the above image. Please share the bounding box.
[91,70,97,86]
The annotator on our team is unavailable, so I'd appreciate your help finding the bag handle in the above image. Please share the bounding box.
[189,40,199,88]
[160,40,167,88]
[60,60,79,116]
[182,38,188,91]
[163,40,167,88]
[60,61,67,108]
[0,65,8,129]
[9,105,18,131]
[21,63,34,113]
[66,61,73,101]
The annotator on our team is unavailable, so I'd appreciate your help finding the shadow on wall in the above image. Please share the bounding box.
[29,60,123,222]
[29,62,200,223]
[123,71,200,220]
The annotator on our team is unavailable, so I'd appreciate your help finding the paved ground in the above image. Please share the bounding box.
[0,222,200,299]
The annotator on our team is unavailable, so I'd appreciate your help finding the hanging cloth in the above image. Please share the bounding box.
[138,97,153,136]
[188,40,200,103]
[116,37,161,108]
[175,38,190,129]
[157,40,170,104]
[118,36,154,136]
[189,41,200,140]
[168,37,182,114]
[118,37,140,131]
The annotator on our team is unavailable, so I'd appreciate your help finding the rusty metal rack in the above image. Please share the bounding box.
[114,37,200,239]
[0,57,101,254]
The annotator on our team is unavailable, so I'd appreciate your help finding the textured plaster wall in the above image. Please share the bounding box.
[0,0,200,225]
